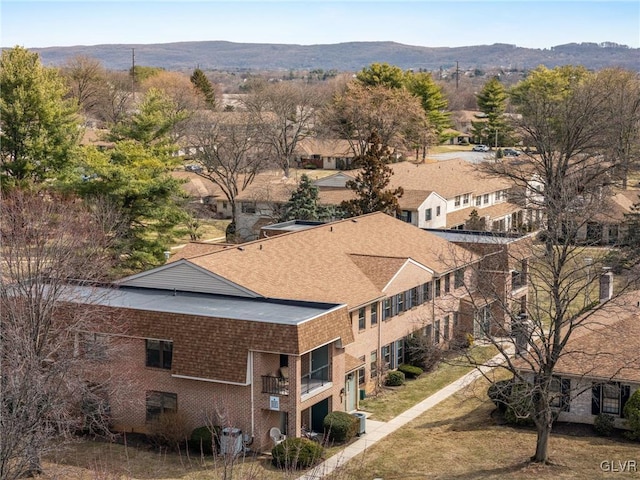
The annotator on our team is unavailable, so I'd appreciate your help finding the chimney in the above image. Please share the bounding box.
[599,268,613,302]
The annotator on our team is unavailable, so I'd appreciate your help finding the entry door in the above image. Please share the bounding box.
[345,373,357,412]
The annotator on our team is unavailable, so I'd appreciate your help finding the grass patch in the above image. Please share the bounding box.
[331,374,640,480]
[360,345,498,421]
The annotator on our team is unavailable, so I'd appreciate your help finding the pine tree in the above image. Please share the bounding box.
[280,174,333,222]
[473,77,511,147]
[340,133,404,217]
[190,68,216,109]
[0,46,80,186]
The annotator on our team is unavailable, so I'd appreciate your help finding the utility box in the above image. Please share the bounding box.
[220,427,242,455]
[352,412,366,436]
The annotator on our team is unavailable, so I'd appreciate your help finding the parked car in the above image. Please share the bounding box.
[503,148,522,157]
[472,144,489,152]
[185,164,203,173]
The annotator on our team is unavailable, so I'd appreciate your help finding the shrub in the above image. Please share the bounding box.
[623,389,640,441]
[398,363,423,379]
[504,382,534,426]
[188,425,221,454]
[323,411,358,444]
[488,379,513,412]
[147,411,191,450]
[271,437,323,469]
[593,413,615,437]
[405,335,442,372]
[385,370,405,387]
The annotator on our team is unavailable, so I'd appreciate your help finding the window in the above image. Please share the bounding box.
[550,377,570,412]
[434,278,441,298]
[434,320,441,344]
[436,206,441,216]
[382,298,392,320]
[241,202,256,214]
[370,302,378,326]
[444,274,451,293]
[146,391,177,421]
[425,208,432,221]
[146,340,173,369]
[453,312,459,327]
[454,196,461,207]
[358,356,366,385]
[395,339,404,368]
[78,332,108,361]
[443,316,450,341]
[454,269,465,289]
[475,196,482,206]
[370,351,378,378]
[400,210,412,223]
[396,292,404,313]
[463,194,470,205]
[602,383,621,414]
[411,287,419,307]
[358,308,366,331]
[483,194,489,204]
[592,383,630,416]
[422,282,432,302]
[382,344,392,370]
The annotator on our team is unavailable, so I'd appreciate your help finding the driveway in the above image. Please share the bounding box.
[427,150,496,164]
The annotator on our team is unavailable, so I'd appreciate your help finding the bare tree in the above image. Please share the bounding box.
[94,70,134,126]
[59,55,106,119]
[468,65,640,464]
[0,191,125,479]
[243,81,328,178]
[319,81,428,158]
[189,111,267,225]
[597,68,640,189]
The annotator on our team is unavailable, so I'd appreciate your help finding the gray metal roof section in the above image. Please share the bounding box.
[424,228,527,244]
[262,220,326,233]
[57,285,344,325]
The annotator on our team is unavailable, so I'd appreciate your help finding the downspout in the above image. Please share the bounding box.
[249,351,255,437]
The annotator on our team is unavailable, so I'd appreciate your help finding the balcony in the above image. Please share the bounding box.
[511,271,527,291]
[261,375,289,396]
[301,364,330,396]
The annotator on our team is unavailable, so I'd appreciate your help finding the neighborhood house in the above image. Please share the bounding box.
[60,213,531,451]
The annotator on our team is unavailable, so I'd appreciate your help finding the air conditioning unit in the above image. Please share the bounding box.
[220,427,243,455]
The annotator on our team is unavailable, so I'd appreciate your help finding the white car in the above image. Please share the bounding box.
[472,144,489,152]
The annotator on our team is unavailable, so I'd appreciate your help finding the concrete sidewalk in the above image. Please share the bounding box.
[296,348,512,480]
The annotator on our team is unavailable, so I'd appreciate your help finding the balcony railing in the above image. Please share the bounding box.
[261,375,289,396]
[301,364,330,395]
[511,271,527,290]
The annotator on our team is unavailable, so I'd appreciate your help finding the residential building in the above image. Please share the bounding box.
[516,286,640,429]
[55,213,529,450]
[293,138,356,170]
[235,159,524,241]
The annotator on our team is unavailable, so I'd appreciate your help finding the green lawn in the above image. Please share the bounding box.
[359,345,498,421]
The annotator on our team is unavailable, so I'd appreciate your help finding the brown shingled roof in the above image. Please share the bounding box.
[388,159,512,199]
[517,291,640,384]
[186,212,478,310]
[446,201,521,228]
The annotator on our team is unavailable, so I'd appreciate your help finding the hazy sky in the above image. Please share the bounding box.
[2,1,639,50]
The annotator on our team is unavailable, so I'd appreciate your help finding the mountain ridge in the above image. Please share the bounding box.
[21,40,639,72]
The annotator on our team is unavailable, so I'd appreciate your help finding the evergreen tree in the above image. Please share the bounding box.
[69,89,190,273]
[0,46,80,187]
[190,68,216,109]
[356,62,405,89]
[404,71,452,140]
[464,209,486,231]
[340,133,404,217]
[473,77,510,147]
[280,174,333,222]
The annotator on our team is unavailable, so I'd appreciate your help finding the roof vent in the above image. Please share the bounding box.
[351,219,358,223]
[237,246,245,251]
